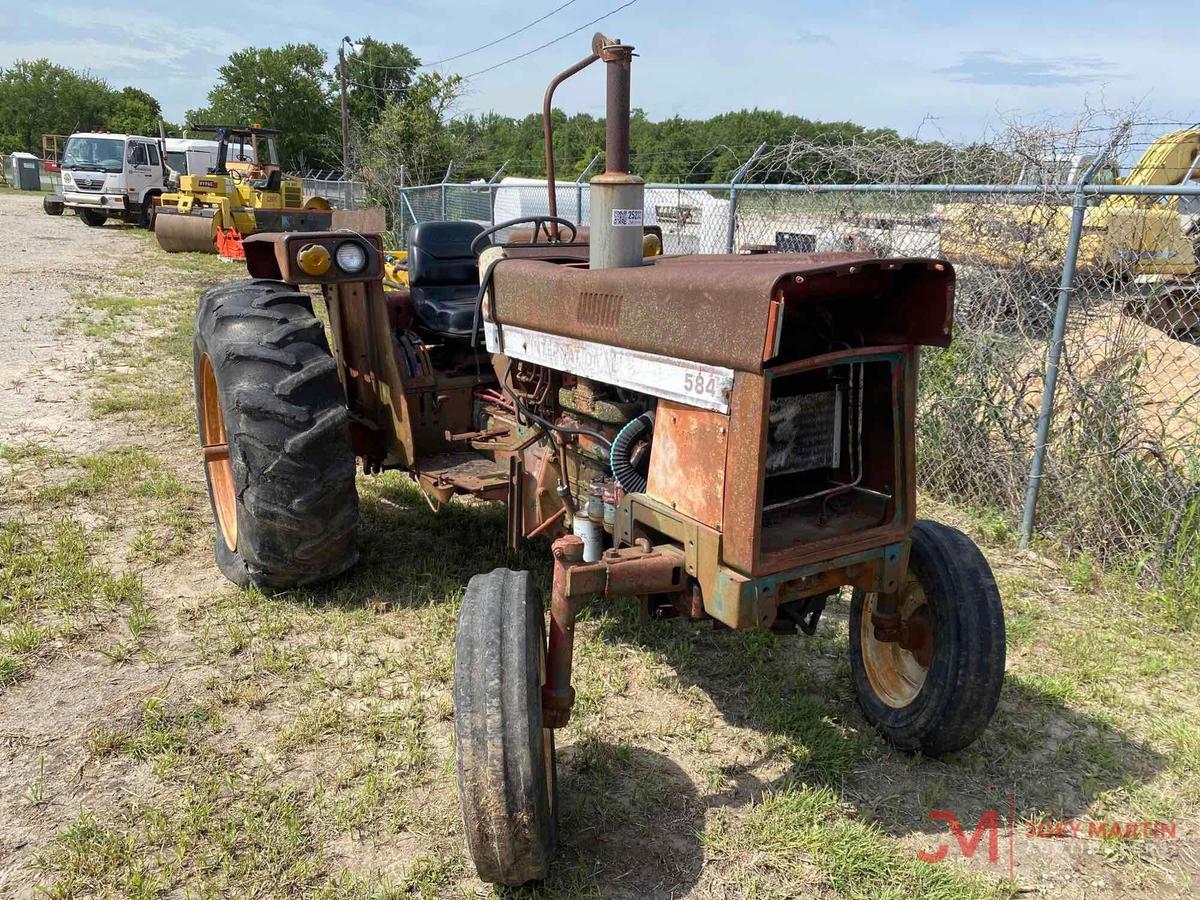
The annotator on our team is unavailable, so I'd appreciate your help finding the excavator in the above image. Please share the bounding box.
[939,127,1200,337]
[152,125,335,258]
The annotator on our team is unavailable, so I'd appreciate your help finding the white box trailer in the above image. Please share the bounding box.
[487,177,658,230]
[164,138,219,177]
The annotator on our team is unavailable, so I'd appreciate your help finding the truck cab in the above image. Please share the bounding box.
[59,132,167,227]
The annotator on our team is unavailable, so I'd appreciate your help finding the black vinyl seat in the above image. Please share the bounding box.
[251,169,283,192]
[407,221,487,337]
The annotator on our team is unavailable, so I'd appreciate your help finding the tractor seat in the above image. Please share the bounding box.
[250,170,283,192]
[407,221,487,337]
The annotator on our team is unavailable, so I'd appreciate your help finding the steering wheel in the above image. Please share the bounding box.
[470,216,578,257]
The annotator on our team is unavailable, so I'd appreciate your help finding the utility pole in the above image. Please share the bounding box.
[338,36,351,177]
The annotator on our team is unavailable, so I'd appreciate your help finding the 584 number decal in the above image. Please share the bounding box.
[684,370,719,398]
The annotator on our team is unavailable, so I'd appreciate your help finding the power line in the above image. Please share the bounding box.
[346,78,413,95]
[463,0,640,79]
[349,1,583,71]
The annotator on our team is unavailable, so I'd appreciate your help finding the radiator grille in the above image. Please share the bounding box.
[765,389,841,476]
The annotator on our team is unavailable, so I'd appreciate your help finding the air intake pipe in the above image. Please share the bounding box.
[589,36,643,270]
[541,33,643,269]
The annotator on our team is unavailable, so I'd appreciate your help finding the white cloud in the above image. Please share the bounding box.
[0,38,192,73]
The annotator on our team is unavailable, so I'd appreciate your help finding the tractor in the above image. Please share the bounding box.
[189,34,1006,886]
[154,124,335,258]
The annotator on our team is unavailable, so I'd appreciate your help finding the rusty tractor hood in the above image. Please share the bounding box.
[487,252,955,373]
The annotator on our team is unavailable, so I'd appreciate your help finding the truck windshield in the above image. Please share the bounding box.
[62,137,125,173]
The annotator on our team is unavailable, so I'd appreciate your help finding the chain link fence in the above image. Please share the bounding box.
[294,126,1200,610]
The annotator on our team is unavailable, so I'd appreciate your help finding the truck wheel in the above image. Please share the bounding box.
[79,209,106,227]
[43,196,64,216]
[139,193,159,229]
[455,568,557,886]
[850,520,1005,756]
[193,278,359,589]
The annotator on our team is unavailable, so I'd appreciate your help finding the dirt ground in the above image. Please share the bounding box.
[0,189,1197,898]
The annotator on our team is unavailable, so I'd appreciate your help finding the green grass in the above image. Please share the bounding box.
[13,206,1200,897]
[0,519,149,686]
[705,783,1010,899]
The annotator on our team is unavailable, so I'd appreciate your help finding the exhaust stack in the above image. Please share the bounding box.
[589,35,644,270]
[540,34,643,270]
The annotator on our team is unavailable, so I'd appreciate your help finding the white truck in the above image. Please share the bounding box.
[54,133,225,227]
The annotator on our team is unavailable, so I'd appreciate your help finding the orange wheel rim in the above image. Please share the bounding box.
[199,353,237,551]
[861,575,931,708]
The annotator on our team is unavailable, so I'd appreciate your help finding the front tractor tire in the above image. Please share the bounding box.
[850,520,1005,756]
[454,569,557,886]
[193,279,359,589]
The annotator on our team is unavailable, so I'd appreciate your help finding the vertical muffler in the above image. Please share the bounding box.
[589,37,643,270]
[542,33,644,270]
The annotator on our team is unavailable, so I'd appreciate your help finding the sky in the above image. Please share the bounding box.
[2,0,1195,146]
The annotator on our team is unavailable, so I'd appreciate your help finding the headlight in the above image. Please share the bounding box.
[297,243,332,276]
[335,241,368,274]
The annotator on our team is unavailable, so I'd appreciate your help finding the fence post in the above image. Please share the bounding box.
[576,152,601,224]
[1018,124,1130,548]
[725,142,768,254]
[440,162,453,221]
[487,160,508,227]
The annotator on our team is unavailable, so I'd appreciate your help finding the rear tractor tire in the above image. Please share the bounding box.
[454,568,557,886]
[850,520,1005,756]
[79,209,107,227]
[192,278,359,589]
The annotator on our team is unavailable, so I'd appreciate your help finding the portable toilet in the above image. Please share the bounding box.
[10,152,42,190]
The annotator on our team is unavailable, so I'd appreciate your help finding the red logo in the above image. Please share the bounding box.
[917,788,1179,879]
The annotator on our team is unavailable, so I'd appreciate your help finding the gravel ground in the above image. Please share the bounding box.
[0,194,166,453]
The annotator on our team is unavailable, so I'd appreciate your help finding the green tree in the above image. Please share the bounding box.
[448,107,907,184]
[355,72,467,183]
[338,37,421,131]
[0,59,110,154]
[103,86,162,137]
[351,71,468,231]
[188,43,337,168]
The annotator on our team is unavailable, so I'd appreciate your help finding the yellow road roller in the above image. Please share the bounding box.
[153,125,334,257]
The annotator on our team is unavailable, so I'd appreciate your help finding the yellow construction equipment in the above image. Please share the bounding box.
[154,125,333,256]
[939,127,1200,337]
[940,127,1200,279]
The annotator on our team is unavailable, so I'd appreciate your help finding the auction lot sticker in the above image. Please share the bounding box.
[611,208,644,227]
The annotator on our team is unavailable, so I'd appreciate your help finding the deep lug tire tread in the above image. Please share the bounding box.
[850,519,1006,756]
[454,568,556,886]
[193,278,359,589]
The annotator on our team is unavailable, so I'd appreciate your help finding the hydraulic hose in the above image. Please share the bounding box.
[609,410,654,494]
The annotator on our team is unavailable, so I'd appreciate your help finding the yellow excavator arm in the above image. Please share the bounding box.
[1117,127,1200,186]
